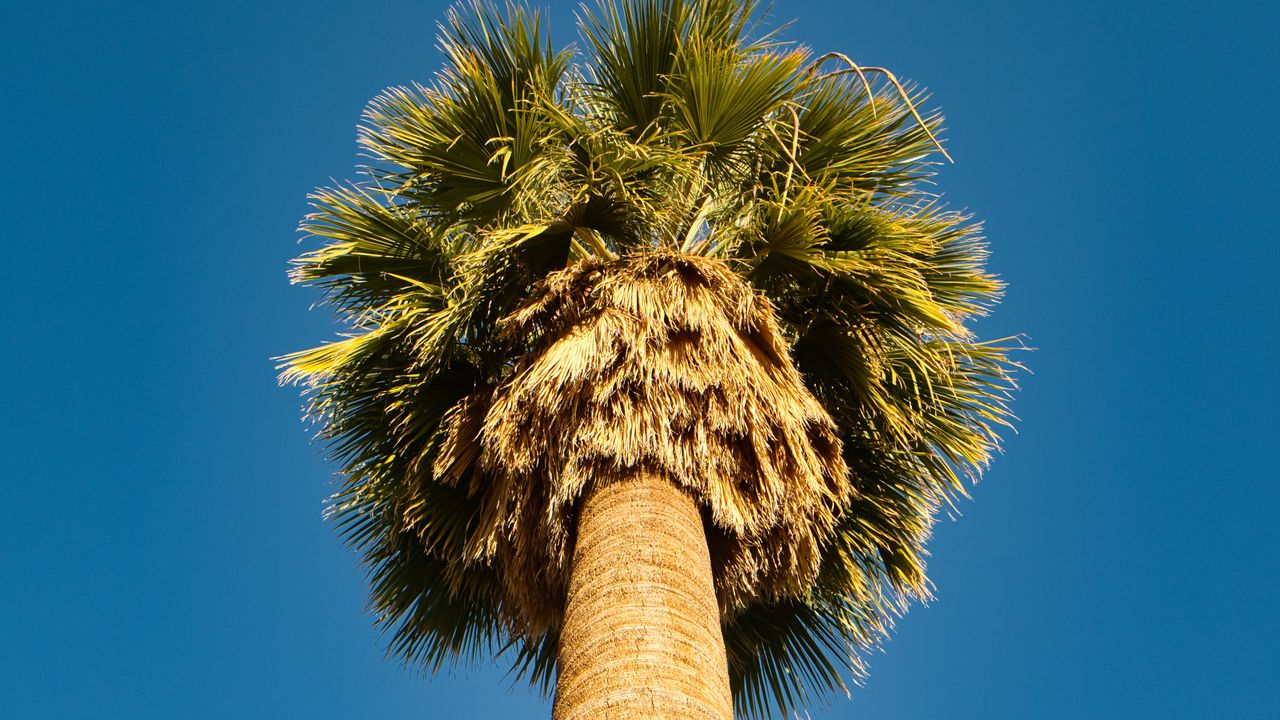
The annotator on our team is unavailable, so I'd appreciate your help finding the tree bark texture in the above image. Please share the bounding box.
[552,469,733,720]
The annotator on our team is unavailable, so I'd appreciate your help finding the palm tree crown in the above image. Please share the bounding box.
[282,1,1017,717]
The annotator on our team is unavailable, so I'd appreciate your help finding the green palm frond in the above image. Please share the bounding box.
[662,39,805,170]
[292,184,452,316]
[725,600,862,720]
[783,74,945,193]
[360,2,571,224]
[282,2,1019,718]
[578,0,689,137]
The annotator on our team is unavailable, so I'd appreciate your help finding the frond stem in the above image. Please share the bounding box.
[805,52,877,115]
[681,193,716,254]
[803,52,954,162]
[766,102,804,205]
[575,226,616,260]
[568,235,592,262]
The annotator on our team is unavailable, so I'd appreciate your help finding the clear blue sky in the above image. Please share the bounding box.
[2,1,1276,718]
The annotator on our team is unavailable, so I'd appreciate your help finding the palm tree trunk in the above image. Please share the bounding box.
[552,468,733,720]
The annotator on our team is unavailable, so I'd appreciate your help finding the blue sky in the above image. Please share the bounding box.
[1,1,1276,718]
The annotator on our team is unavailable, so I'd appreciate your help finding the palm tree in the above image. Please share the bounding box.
[281,1,1017,718]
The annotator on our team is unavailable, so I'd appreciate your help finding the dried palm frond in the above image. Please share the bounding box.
[434,251,848,632]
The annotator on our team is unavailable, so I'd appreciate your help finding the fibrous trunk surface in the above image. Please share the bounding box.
[552,468,732,720]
